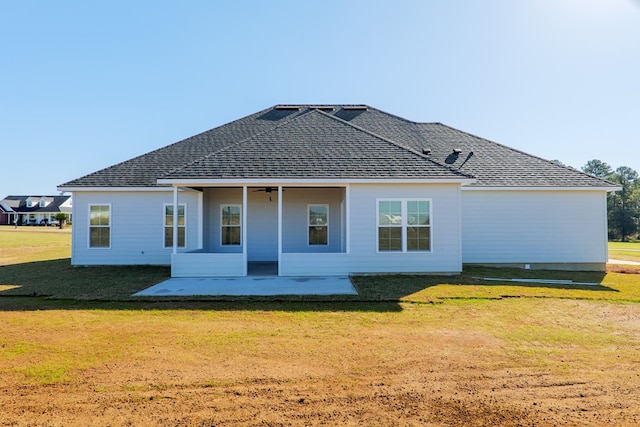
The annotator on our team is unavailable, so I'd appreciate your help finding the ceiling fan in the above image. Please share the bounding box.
[252,187,284,202]
[252,187,285,193]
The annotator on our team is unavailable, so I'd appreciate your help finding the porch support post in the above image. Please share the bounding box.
[277,185,283,276]
[172,185,178,255]
[242,185,248,276]
[345,184,351,254]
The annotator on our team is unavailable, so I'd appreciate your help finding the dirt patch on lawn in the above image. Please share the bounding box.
[1,300,639,426]
[3,350,637,426]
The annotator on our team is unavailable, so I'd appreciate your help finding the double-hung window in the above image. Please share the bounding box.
[89,204,111,248]
[308,204,328,245]
[377,199,431,252]
[221,205,241,246]
[164,204,186,248]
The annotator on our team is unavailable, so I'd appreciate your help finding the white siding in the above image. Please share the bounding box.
[71,190,200,265]
[172,253,244,277]
[247,190,279,261]
[281,183,463,275]
[281,187,344,253]
[461,190,608,264]
[203,188,243,254]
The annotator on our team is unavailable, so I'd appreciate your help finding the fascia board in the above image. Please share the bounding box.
[462,186,622,192]
[57,186,173,192]
[156,178,477,186]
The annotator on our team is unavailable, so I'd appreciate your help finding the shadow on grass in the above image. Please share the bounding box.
[0,259,624,312]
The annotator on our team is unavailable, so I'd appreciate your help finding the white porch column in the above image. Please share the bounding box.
[242,185,248,276]
[172,185,178,255]
[345,184,351,254]
[277,185,283,276]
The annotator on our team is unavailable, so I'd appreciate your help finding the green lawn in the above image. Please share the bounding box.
[609,241,640,262]
[1,228,639,305]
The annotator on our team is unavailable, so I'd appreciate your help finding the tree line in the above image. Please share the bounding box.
[582,160,639,241]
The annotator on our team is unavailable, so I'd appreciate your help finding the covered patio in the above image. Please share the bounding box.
[167,184,350,277]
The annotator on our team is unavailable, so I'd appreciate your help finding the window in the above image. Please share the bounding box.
[377,199,431,252]
[378,201,402,251]
[308,205,328,245]
[26,198,34,208]
[164,204,186,248]
[221,205,241,246]
[39,198,47,208]
[89,204,110,248]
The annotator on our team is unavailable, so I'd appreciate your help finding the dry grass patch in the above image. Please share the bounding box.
[1,299,640,425]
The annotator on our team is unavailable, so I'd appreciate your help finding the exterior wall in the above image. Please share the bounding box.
[281,183,463,275]
[461,190,608,267]
[203,187,346,261]
[203,188,243,254]
[281,187,344,254]
[172,253,244,277]
[247,190,279,261]
[71,190,200,266]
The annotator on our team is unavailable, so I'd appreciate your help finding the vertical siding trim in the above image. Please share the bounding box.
[277,185,283,276]
[457,185,462,268]
[172,186,178,255]
[71,193,77,264]
[197,191,203,250]
[242,186,248,276]
[345,184,351,254]
[602,191,609,262]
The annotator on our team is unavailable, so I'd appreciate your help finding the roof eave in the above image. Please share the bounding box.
[57,186,171,192]
[462,185,622,192]
[157,178,477,186]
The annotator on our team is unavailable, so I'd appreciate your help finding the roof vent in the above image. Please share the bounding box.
[422,148,432,155]
[310,105,335,112]
[452,148,463,155]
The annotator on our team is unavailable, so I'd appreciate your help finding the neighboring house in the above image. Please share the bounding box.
[0,195,72,225]
[58,105,619,277]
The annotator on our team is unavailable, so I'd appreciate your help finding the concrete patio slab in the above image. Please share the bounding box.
[132,276,358,297]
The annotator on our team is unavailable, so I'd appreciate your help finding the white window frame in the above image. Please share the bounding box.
[163,203,186,248]
[221,204,242,246]
[88,203,111,249]
[39,198,47,208]
[307,204,329,246]
[376,198,432,253]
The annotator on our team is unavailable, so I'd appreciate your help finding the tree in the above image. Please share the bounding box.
[608,167,639,241]
[582,159,613,179]
[582,160,639,241]
[54,213,69,229]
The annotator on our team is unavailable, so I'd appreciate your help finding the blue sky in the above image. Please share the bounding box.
[2,0,639,196]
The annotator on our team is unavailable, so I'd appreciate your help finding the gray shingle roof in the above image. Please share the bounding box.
[59,105,617,188]
[164,109,470,180]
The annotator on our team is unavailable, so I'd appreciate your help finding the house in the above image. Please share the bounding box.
[58,105,619,277]
[0,195,72,226]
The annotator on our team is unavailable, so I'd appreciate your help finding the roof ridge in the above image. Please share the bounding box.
[315,109,475,180]
[432,123,618,187]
